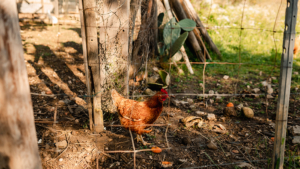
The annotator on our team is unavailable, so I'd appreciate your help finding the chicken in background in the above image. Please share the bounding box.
[111,89,169,145]
[294,35,300,58]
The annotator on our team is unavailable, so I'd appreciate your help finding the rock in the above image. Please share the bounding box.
[59,158,63,162]
[267,94,274,99]
[220,117,226,122]
[207,113,216,121]
[294,71,299,75]
[189,104,196,111]
[247,85,250,89]
[41,91,45,95]
[216,96,222,101]
[171,99,180,107]
[199,83,203,88]
[196,111,207,116]
[236,103,243,111]
[144,88,155,95]
[209,99,214,104]
[223,107,237,117]
[292,136,300,144]
[261,81,268,87]
[68,80,72,84]
[187,98,194,105]
[207,140,218,150]
[223,75,229,80]
[267,85,273,94]
[290,125,300,136]
[242,107,254,118]
[169,113,175,117]
[252,88,260,93]
[209,90,214,95]
[58,100,65,106]
[153,67,159,72]
[216,83,221,87]
[56,140,67,148]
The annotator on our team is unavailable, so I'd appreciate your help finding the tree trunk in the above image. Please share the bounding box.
[130,0,157,78]
[170,0,205,62]
[97,0,130,113]
[0,0,42,168]
[182,0,223,60]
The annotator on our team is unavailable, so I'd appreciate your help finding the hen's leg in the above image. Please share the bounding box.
[136,135,150,146]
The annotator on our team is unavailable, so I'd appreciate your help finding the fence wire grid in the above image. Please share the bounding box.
[19,0,300,168]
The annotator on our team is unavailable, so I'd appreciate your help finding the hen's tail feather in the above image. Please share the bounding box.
[111,89,123,106]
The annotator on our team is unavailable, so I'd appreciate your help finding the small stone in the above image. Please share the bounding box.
[267,94,274,99]
[252,88,260,93]
[56,140,67,148]
[267,85,273,94]
[207,140,218,150]
[207,113,216,121]
[209,90,214,95]
[196,111,207,116]
[68,80,72,84]
[292,136,300,144]
[242,107,254,118]
[209,99,214,104]
[220,117,226,122]
[247,85,250,89]
[294,71,299,75]
[187,98,194,105]
[223,75,229,80]
[290,125,300,136]
[199,83,203,88]
[59,158,63,162]
[223,107,237,117]
[261,81,268,87]
[189,104,196,111]
[236,103,243,111]
[75,119,80,123]
[272,77,277,80]
[58,100,65,106]
[41,91,45,95]
[153,67,159,72]
[169,113,175,117]
[216,83,221,87]
[144,88,155,95]
[172,99,180,107]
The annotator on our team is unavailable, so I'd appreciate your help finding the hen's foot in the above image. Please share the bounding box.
[136,135,151,146]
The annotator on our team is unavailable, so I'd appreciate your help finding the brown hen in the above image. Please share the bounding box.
[111,89,168,145]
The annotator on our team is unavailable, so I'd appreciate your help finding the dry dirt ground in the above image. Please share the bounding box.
[20,15,300,169]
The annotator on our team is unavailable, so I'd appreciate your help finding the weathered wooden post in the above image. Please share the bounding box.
[82,0,104,132]
[0,0,42,168]
[272,0,298,168]
[79,0,93,131]
[55,0,59,17]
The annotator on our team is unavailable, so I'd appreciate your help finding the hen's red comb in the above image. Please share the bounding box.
[161,88,168,94]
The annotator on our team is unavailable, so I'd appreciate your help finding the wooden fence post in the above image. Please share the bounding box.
[0,0,42,168]
[82,0,104,132]
[272,0,298,168]
[79,0,93,131]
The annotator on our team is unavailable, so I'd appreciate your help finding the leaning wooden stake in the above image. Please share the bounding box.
[82,0,104,132]
[182,0,222,60]
[272,0,298,168]
[170,0,205,62]
[0,0,42,168]
[180,0,211,60]
[163,0,194,74]
[79,0,93,131]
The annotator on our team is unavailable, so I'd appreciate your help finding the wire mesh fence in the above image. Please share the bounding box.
[20,0,300,168]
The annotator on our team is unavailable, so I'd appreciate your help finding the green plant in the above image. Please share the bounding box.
[158,16,196,68]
